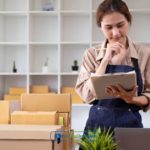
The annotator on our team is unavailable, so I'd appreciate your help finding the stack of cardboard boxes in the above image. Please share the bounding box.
[3,85,55,101]
[0,93,73,150]
[4,87,26,101]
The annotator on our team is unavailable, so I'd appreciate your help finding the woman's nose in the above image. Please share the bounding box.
[112,27,120,36]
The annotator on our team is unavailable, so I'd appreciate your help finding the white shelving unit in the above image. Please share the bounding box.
[0,0,150,132]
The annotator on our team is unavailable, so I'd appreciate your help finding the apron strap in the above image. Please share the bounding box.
[131,58,143,96]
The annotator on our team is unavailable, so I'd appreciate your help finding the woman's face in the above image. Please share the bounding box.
[101,12,129,45]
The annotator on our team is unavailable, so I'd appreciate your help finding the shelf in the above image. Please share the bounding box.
[0,73,27,76]
[29,11,58,16]
[29,42,58,45]
[130,9,150,14]
[72,104,91,107]
[61,10,89,16]
[92,9,150,14]
[0,42,27,45]
[0,11,27,16]
[60,72,79,75]
[29,73,58,75]
[60,41,90,45]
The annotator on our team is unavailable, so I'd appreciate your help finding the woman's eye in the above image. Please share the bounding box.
[117,23,124,28]
[105,26,112,30]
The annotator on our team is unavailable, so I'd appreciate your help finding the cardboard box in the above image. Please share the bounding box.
[0,101,9,124]
[30,85,49,93]
[4,95,20,101]
[0,124,63,150]
[9,87,26,95]
[61,87,83,104]
[21,94,71,112]
[11,111,58,125]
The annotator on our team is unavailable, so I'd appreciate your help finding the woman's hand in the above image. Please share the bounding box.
[105,84,138,104]
[103,42,127,65]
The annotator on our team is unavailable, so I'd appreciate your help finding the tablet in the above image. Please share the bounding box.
[90,71,136,100]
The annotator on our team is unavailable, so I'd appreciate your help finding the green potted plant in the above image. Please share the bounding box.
[79,128,118,150]
[72,60,79,72]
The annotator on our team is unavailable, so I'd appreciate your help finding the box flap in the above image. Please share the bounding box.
[21,94,71,112]
[0,125,63,140]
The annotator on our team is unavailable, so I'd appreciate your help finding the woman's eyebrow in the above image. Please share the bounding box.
[104,21,125,27]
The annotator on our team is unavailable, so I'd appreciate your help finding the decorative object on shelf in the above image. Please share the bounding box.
[42,0,55,11]
[72,60,79,72]
[79,128,118,150]
[12,60,17,73]
[42,57,49,73]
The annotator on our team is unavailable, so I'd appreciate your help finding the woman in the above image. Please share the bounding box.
[75,0,150,139]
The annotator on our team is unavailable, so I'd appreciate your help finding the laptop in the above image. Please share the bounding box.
[114,128,150,150]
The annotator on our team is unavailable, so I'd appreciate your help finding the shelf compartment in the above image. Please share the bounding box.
[29,0,58,11]
[60,44,88,72]
[29,45,58,73]
[0,45,27,73]
[61,0,90,11]
[0,75,27,99]
[60,75,78,87]
[129,13,150,42]
[29,75,58,93]
[29,15,58,42]
[0,0,27,11]
[124,0,150,9]
[0,15,27,42]
[92,13,104,42]
[92,0,103,11]
[61,14,90,42]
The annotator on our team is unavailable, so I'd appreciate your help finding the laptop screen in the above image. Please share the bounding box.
[114,128,150,150]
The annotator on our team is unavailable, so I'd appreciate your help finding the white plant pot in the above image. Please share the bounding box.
[42,66,49,73]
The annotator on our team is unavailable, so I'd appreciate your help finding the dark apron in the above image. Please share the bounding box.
[82,58,143,139]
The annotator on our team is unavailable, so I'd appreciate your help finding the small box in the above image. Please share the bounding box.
[11,111,58,125]
[58,112,70,128]
[61,87,83,104]
[0,101,9,124]
[0,124,63,150]
[21,94,71,112]
[4,95,20,101]
[9,87,26,95]
[30,85,49,93]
